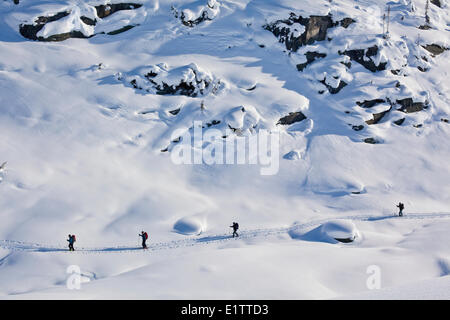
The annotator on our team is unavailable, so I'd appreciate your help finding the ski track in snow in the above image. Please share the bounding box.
[1,213,449,254]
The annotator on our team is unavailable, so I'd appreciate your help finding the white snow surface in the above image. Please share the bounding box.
[0,0,449,299]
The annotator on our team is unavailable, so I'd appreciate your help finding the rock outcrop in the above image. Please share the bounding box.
[172,0,220,27]
[340,45,387,72]
[19,3,142,41]
[422,44,448,56]
[124,63,224,97]
[320,77,347,94]
[296,52,327,71]
[365,108,391,125]
[264,13,355,52]
[277,111,307,125]
[396,98,426,113]
[356,99,386,109]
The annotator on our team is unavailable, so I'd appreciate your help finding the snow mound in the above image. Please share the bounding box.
[172,0,220,27]
[321,220,358,243]
[123,63,224,97]
[173,215,207,235]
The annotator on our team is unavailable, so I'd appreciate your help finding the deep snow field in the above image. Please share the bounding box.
[0,0,449,299]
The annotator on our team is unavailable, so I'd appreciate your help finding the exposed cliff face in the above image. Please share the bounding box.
[264,14,355,52]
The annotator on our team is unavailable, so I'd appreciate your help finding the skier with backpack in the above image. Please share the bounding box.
[397,202,405,217]
[139,231,148,249]
[230,222,239,238]
[67,234,76,251]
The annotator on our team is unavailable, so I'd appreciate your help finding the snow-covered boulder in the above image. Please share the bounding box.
[289,219,359,244]
[321,220,359,243]
[19,2,144,41]
[124,63,224,97]
[172,0,220,27]
[173,215,207,235]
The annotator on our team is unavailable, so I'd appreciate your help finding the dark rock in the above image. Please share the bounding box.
[277,111,307,125]
[419,25,432,30]
[394,118,405,126]
[422,44,448,56]
[396,98,425,113]
[80,16,96,26]
[227,124,243,135]
[107,25,135,35]
[173,7,213,27]
[296,51,327,71]
[169,108,181,116]
[352,125,364,131]
[341,45,387,72]
[365,107,391,125]
[340,18,356,28]
[130,79,141,89]
[19,11,70,40]
[441,118,449,123]
[95,3,142,19]
[156,81,199,97]
[340,61,352,69]
[363,137,378,144]
[319,78,347,94]
[334,237,355,243]
[206,120,221,127]
[391,69,401,75]
[431,0,441,7]
[413,124,423,128]
[13,0,20,4]
[356,98,386,108]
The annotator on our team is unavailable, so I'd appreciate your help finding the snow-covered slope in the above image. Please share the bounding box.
[0,0,449,299]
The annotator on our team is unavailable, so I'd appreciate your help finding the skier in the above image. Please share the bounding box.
[396,202,405,217]
[67,234,75,251]
[230,222,239,238]
[139,231,148,249]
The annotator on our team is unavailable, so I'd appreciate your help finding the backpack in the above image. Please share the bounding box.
[144,232,148,240]
[234,223,239,230]
[72,235,76,242]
